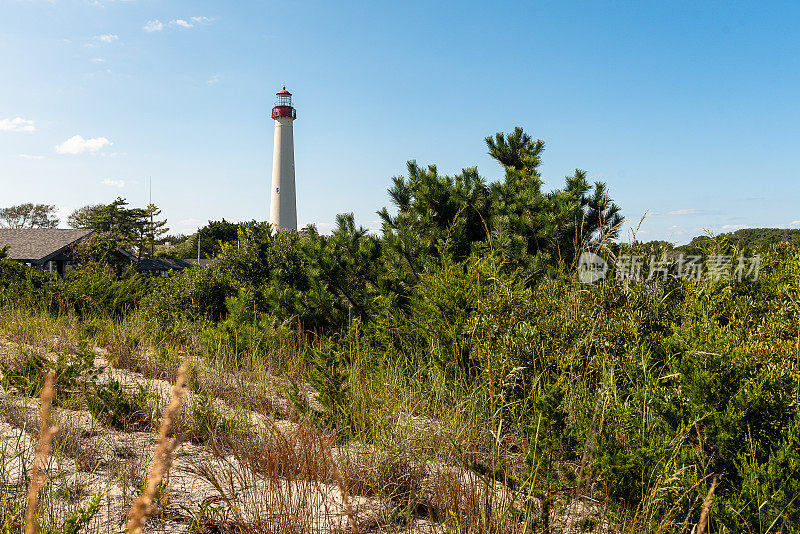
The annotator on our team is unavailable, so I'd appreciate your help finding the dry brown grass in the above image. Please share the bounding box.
[189,420,349,533]
[106,335,176,382]
[190,358,286,418]
[696,477,717,534]
[126,363,187,534]
[182,417,526,533]
[0,313,565,533]
[24,371,58,534]
[53,418,102,473]
[0,396,38,433]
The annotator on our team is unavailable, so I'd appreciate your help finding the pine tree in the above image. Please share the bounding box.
[141,203,169,259]
[377,127,625,283]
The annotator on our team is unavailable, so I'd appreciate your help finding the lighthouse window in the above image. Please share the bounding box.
[276,187,280,193]
[277,95,291,106]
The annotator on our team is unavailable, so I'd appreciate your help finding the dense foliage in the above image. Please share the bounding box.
[692,227,800,248]
[0,202,59,228]
[2,128,799,531]
[68,197,169,262]
[0,258,153,317]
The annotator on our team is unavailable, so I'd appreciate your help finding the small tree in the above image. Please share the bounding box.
[67,205,102,229]
[187,219,241,259]
[68,198,168,264]
[0,203,59,228]
[138,203,169,259]
[378,127,624,281]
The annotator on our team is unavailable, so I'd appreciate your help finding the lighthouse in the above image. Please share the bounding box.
[269,86,297,231]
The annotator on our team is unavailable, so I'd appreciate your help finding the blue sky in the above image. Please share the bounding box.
[1,0,798,243]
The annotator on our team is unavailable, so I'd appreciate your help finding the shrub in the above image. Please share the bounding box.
[721,415,800,529]
[86,378,156,430]
[0,257,53,308]
[179,394,249,445]
[199,287,272,355]
[400,254,522,380]
[138,262,236,335]
[59,263,154,317]
[289,336,353,432]
[0,348,98,405]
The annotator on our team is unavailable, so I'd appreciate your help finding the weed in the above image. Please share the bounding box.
[86,379,156,431]
[0,348,97,405]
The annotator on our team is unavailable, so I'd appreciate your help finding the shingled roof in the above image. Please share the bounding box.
[136,258,213,271]
[0,228,93,263]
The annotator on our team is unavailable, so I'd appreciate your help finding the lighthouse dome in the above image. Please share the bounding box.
[272,86,296,119]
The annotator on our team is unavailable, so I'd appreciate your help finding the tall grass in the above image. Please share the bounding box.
[1,241,799,531]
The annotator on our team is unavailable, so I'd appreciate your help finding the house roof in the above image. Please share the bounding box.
[0,228,93,263]
[136,258,213,271]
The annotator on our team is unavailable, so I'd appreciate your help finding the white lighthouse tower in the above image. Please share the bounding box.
[269,86,297,231]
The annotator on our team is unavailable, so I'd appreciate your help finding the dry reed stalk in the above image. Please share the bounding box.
[324,443,359,534]
[696,477,717,534]
[126,363,187,534]
[25,371,58,534]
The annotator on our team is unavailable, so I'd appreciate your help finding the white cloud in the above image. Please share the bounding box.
[206,74,220,85]
[92,57,106,63]
[145,16,212,32]
[169,16,213,29]
[666,208,701,216]
[0,117,36,132]
[101,179,126,188]
[143,19,164,32]
[55,135,113,155]
[89,0,137,6]
[790,220,800,226]
[721,224,749,231]
[18,154,45,160]
[85,34,119,47]
[666,224,688,236]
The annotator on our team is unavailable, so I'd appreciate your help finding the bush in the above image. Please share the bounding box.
[178,394,249,445]
[0,259,152,318]
[59,263,154,317]
[0,348,98,405]
[722,415,800,529]
[86,378,156,430]
[0,257,53,307]
[138,262,236,335]
[199,287,270,354]
[289,336,353,432]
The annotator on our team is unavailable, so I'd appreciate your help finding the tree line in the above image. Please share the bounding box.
[2,128,624,274]
[0,198,169,263]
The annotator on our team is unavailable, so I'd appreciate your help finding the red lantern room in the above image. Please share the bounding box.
[272,86,297,120]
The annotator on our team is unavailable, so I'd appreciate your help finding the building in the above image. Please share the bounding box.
[269,86,298,231]
[0,228,93,275]
[135,258,212,277]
